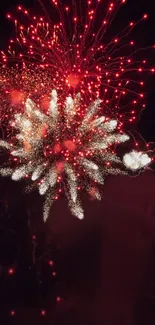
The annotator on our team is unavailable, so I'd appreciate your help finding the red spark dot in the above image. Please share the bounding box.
[41,310,46,316]
[56,296,61,303]
[48,260,54,266]
[52,271,56,276]
[8,268,14,275]
[143,14,148,19]
[10,310,15,316]
[52,0,58,5]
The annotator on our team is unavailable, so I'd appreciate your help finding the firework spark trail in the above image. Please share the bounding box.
[0,90,130,220]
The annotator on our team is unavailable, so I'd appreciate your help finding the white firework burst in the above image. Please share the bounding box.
[123,150,151,171]
[0,90,129,221]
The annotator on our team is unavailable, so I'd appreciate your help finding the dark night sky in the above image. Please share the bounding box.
[0,1,155,325]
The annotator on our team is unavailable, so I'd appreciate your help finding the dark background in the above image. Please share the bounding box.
[0,1,155,324]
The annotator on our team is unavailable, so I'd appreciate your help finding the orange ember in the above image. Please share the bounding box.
[23,141,31,152]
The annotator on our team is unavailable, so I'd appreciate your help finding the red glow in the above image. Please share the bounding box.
[66,73,81,88]
[10,310,15,316]
[56,296,61,303]
[56,161,64,173]
[48,260,54,266]
[8,268,14,275]
[52,271,56,276]
[41,309,46,316]
[10,90,24,105]
[40,95,50,111]
[89,187,97,200]
[143,14,148,19]
[63,140,76,151]
[54,143,62,153]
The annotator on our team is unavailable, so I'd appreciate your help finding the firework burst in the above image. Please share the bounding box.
[123,150,151,170]
[0,90,129,221]
[0,0,153,127]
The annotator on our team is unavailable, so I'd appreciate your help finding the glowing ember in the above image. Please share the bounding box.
[63,140,76,151]
[66,73,81,88]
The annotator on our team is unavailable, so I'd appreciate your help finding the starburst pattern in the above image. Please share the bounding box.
[0,90,129,221]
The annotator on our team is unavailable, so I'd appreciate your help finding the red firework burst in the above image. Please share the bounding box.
[0,0,154,128]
